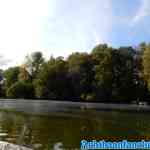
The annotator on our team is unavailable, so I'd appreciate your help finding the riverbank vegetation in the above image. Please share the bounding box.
[1,43,150,102]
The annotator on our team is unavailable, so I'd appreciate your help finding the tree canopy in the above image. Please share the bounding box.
[0,43,150,103]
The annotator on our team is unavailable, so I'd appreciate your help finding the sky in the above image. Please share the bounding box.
[0,0,150,68]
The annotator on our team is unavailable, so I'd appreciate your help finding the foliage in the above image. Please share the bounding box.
[4,67,20,88]
[143,44,150,91]
[112,47,135,101]
[6,81,34,98]
[23,51,44,79]
[68,52,95,100]
[0,43,149,102]
[18,66,31,82]
[92,44,112,101]
[33,57,70,99]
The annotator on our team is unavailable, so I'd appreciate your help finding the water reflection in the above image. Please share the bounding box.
[0,110,149,149]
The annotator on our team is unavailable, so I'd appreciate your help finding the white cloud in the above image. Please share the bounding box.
[44,0,113,55]
[93,31,106,45]
[0,0,113,68]
[0,55,11,68]
[0,0,50,68]
[132,0,150,23]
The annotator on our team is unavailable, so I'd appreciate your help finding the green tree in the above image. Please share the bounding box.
[6,81,34,98]
[24,51,44,79]
[112,47,136,102]
[0,70,5,97]
[4,67,19,88]
[139,42,147,54]
[92,44,112,101]
[68,52,95,101]
[33,57,70,99]
[143,43,150,93]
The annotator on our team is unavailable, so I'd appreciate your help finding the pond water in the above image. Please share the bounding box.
[0,100,149,149]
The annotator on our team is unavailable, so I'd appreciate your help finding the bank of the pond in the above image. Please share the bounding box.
[0,99,149,115]
[0,141,32,150]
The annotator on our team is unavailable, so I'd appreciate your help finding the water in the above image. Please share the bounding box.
[0,100,149,149]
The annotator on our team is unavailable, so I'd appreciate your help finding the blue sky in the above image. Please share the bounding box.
[0,0,150,68]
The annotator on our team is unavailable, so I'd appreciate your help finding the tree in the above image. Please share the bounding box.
[0,69,5,97]
[133,45,148,101]
[139,42,147,54]
[112,47,136,102]
[68,52,95,101]
[23,51,44,79]
[91,44,112,101]
[33,57,70,99]
[143,44,150,93]
[6,81,34,99]
[1,43,149,101]
[4,67,19,88]
[18,65,31,82]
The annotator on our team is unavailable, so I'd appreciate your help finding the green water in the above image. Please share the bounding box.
[0,109,149,149]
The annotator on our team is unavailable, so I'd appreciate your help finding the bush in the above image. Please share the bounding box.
[6,81,34,99]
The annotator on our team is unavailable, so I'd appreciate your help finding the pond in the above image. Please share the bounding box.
[0,100,149,149]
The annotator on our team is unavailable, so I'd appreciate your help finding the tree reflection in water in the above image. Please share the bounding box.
[0,110,148,149]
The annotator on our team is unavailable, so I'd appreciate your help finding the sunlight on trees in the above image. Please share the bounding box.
[0,43,149,102]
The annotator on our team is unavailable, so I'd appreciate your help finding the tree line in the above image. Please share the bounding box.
[1,43,150,103]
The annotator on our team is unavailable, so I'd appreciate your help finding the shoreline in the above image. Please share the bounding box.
[0,99,148,115]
